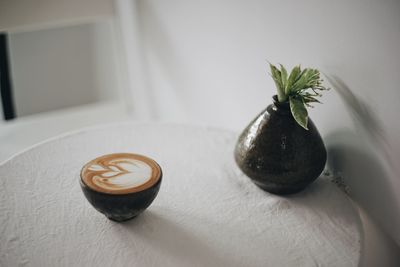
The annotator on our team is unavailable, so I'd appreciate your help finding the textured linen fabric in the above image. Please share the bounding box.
[0,123,361,266]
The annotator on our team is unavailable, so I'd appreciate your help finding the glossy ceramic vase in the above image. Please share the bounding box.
[235,95,327,195]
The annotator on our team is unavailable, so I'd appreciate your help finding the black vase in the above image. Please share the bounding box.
[234,95,327,195]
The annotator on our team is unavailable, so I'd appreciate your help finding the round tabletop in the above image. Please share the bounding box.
[0,123,362,266]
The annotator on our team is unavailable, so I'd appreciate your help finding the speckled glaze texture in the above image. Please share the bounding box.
[235,96,327,195]
[80,171,162,222]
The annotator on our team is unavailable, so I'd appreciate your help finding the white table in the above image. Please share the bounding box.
[0,101,130,163]
[0,123,362,266]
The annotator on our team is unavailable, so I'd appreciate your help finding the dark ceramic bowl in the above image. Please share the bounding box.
[79,154,162,222]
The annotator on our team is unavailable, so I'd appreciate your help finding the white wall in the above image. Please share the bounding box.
[128,0,400,246]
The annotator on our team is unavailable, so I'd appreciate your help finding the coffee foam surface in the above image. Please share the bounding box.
[81,153,161,194]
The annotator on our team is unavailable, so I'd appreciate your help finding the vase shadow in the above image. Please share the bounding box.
[286,177,362,232]
[247,175,363,266]
[325,75,395,169]
[325,75,400,246]
[325,130,400,266]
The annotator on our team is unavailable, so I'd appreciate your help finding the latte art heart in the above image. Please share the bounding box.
[81,153,161,194]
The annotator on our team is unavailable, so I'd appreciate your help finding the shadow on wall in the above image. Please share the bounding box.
[324,76,400,246]
[137,0,191,121]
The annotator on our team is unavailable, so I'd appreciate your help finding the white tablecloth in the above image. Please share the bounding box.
[0,123,362,266]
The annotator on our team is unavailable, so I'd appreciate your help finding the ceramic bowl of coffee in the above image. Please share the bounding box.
[80,153,162,222]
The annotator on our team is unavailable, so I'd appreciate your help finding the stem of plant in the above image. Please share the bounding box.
[277,88,287,102]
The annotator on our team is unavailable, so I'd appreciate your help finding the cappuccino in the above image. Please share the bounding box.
[81,153,161,195]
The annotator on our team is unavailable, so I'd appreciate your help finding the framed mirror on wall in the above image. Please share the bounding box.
[0,33,15,120]
[6,20,123,117]
[0,0,131,121]
[0,0,142,161]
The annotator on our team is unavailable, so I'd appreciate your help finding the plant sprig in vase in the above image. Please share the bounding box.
[269,63,329,130]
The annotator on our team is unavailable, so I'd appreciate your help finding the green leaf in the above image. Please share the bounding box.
[286,65,301,94]
[270,63,285,102]
[291,70,307,91]
[280,64,288,92]
[269,64,280,87]
[303,96,322,104]
[289,96,308,130]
